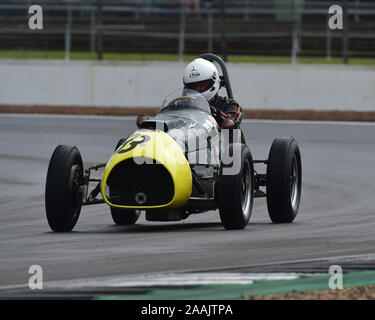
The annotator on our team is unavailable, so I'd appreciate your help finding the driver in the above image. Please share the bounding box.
[183,58,242,129]
[136,58,242,129]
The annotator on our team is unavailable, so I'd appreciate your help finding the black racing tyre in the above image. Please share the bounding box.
[218,144,254,230]
[110,137,140,225]
[45,145,83,232]
[266,137,302,223]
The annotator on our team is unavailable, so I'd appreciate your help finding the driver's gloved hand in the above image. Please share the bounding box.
[210,106,221,126]
[136,115,149,128]
[221,118,236,129]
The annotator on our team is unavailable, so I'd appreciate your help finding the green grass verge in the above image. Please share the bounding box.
[93,270,375,300]
[1,50,375,65]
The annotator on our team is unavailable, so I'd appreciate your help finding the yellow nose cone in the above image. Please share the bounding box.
[101,129,192,209]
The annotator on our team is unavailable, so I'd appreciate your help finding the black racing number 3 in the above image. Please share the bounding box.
[118,134,151,154]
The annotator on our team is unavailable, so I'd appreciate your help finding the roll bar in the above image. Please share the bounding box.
[197,53,233,100]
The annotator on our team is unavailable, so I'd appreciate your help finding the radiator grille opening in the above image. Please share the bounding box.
[107,158,174,206]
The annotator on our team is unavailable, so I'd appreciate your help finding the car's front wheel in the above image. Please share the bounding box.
[218,144,254,230]
[45,145,83,232]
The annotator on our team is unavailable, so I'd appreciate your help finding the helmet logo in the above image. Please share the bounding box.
[189,65,200,78]
[189,72,200,78]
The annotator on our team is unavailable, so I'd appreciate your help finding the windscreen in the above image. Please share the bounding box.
[160,88,211,114]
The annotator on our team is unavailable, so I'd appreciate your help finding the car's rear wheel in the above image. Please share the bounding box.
[45,145,83,232]
[266,137,302,223]
[218,144,254,230]
[110,137,140,225]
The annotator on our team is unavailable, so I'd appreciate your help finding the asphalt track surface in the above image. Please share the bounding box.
[0,114,374,291]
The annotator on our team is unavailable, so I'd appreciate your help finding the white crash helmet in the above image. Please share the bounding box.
[183,58,220,102]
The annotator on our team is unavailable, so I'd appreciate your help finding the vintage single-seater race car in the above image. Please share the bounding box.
[45,53,302,232]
